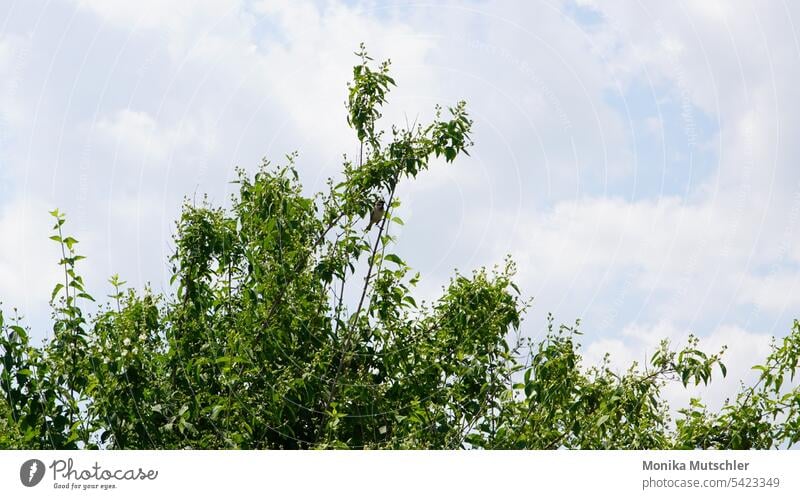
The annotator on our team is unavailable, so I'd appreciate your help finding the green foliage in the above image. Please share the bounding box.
[1,47,798,449]
[674,322,800,449]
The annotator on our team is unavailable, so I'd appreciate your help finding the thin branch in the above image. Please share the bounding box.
[353,180,398,322]
[317,174,400,440]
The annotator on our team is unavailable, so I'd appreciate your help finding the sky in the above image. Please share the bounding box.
[1,0,799,411]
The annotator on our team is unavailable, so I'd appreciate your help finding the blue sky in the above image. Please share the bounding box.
[1,0,799,409]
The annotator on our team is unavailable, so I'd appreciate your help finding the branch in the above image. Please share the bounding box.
[316,174,400,442]
[353,178,398,322]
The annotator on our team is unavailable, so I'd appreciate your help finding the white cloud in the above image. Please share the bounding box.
[499,194,763,329]
[0,198,63,317]
[97,109,168,164]
[738,273,800,313]
[96,109,216,165]
[0,32,31,137]
[486,0,800,341]
[75,0,246,55]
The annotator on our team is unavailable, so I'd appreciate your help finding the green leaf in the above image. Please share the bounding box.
[51,283,64,301]
[10,325,28,342]
[63,236,78,249]
[402,296,417,308]
[384,254,404,266]
[210,405,223,421]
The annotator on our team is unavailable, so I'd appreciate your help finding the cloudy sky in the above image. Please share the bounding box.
[1,0,799,409]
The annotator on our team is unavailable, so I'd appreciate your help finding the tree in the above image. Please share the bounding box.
[1,46,799,449]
